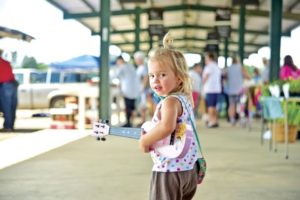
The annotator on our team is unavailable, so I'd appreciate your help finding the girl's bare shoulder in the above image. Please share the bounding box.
[161,95,182,113]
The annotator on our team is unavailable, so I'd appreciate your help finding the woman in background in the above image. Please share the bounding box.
[280,55,300,80]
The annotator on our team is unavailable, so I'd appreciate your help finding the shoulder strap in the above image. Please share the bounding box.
[188,115,204,157]
[177,95,204,157]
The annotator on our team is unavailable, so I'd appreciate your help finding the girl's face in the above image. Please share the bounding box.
[148,60,180,97]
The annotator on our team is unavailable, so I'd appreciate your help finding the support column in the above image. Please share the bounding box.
[224,38,229,68]
[134,6,141,52]
[238,4,245,65]
[201,54,205,67]
[149,36,153,51]
[99,0,110,120]
[269,0,282,82]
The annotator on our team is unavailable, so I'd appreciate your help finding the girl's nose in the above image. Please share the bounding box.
[151,76,158,83]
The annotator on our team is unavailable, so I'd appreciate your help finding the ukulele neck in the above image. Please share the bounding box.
[109,127,142,140]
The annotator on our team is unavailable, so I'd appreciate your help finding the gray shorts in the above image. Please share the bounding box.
[149,164,198,200]
[228,94,240,105]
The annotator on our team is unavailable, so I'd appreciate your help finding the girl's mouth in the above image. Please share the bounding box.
[154,86,162,92]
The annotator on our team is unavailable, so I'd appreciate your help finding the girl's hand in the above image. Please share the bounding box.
[139,130,150,153]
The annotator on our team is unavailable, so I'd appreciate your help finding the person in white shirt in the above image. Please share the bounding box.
[224,56,250,125]
[261,57,270,85]
[202,52,222,128]
[115,55,139,127]
[134,51,149,125]
[189,63,202,117]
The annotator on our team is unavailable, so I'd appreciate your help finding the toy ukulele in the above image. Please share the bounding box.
[92,120,193,159]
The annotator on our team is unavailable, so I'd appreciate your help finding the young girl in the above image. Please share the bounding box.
[139,33,199,200]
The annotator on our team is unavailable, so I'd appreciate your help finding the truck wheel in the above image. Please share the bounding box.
[50,97,66,108]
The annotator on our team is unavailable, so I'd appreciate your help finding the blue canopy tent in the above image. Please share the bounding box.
[50,55,100,71]
[49,55,117,71]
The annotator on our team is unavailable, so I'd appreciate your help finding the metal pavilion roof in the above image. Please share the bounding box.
[46,0,300,57]
[0,26,34,42]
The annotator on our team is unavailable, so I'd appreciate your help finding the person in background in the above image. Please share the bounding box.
[134,51,149,125]
[0,49,18,132]
[224,56,250,126]
[115,55,139,127]
[189,63,202,117]
[202,52,222,128]
[261,57,270,85]
[252,68,262,85]
[280,55,300,80]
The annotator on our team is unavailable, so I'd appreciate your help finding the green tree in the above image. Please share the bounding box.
[21,56,37,68]
[36,63,49,70]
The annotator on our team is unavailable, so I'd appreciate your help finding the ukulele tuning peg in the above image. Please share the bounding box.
[100,119,109,124]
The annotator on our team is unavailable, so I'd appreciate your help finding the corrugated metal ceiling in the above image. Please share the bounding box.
[46,0,300,56]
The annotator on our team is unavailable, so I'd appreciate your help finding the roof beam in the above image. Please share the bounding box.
[113,0,133,44]
[92,24,290,37]
[46,0,96,32]
[112,36,263,48]
[283,0,300,35]
[249,0,300,53]
[47,0,68,12]
[231,8,300,21]
[121,45,253,57]
[287,0,300,12]
[63,4,300,21]
[82,0,96,12]
[284,22,300,36]
[176,47,253,57]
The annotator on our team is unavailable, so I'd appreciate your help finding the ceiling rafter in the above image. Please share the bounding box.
[249,0,300,54]
[247,0,269,52]
[92,24,290,37]
[115,0,132,44]
[112,36,263,48]
[82,0,96,12]
[123,45,253,57]
[46,0,299,56]
[63,4,300,21]
[287,0,300,12]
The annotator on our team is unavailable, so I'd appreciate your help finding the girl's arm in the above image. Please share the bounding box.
[139,96,182,152]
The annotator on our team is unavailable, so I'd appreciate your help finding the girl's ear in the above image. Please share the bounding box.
[177,76,183,84]
[176,77,183,87]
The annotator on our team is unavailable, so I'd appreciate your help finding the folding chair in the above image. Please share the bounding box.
[261,83,297,159]
[261,96,285,152]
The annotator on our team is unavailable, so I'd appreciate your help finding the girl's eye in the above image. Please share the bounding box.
[159,73,166,78]
[148,73,166,79]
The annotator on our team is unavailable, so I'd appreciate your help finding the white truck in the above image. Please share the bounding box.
[13,68,99,109]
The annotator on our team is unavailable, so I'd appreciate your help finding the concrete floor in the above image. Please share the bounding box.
[0,117,299,200]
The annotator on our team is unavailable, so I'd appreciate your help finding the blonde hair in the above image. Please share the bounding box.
[148,32,192,98]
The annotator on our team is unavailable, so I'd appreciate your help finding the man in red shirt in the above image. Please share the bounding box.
[0,49,18,132]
